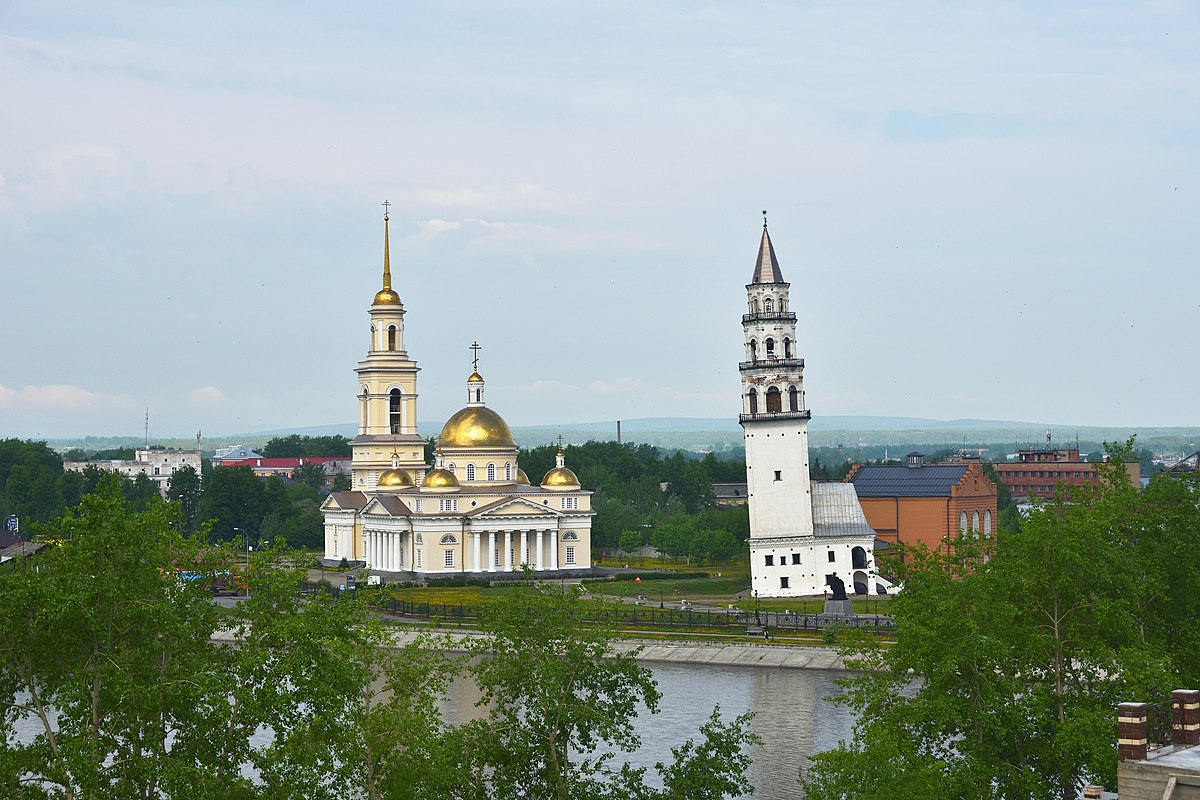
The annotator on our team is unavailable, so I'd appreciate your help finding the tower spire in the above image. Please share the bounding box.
[374,202,401,305]
[751,211,785,284]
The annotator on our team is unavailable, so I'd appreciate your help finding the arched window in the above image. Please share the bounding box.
[766,386,782,413]
[389,389,402,434]
[765,338,775,357]
[764,297,773,313]
[387,325,397,351]
[788,386,799,412]
[752,298,760,313]
[972,511,980,532]
[505,463,512,481]
[466,464,476,481]
[748,388,758,415]
[562,531,579,541]
[783,337,792,358]
[439,533,458,544]
[447,463,456,475]
[487,463,496,481]
[779,298,787,312]
[360,386,369,429]
[960,511,968,532]
[749,339,757,362]
[983,510,992,535]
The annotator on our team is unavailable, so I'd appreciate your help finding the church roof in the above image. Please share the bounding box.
[811,483,876,539]
[326,491,369,510]
[751,225,785,284]
[847,464,970,497]
[367,495,412,516]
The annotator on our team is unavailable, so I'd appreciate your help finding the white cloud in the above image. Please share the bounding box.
[0,383,137,412]
[185,386,227,404]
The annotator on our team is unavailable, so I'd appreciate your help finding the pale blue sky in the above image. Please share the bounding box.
[2,1,1197,438]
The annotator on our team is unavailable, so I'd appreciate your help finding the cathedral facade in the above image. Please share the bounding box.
[321,212,593,575]
[739,217,879,598]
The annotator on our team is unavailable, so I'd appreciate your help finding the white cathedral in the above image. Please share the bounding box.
[321,212,593,575]
[739,217,881,598]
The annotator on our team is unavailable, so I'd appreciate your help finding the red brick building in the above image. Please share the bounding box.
[991,448,1140,501]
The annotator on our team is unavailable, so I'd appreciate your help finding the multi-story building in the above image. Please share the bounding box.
[63,447,202,495]
[739,216,881,598]
[992,448,1140,501]
[216,456,351,481]
[845,453,998,553]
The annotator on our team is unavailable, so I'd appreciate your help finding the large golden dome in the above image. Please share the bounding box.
[541,466,580,489]
[439,406,515,449]
[377,468,413,488]
[374,288,401,305]
[422,468,460,490]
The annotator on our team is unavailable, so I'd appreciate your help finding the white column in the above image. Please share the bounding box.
[549,530,559,570]
[533,530,542,570]
[488,531,496,572]
[519,530,528,566]
[504,531,513,571]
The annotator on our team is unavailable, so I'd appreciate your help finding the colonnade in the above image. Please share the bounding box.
[364,529,407,572]
[468,529,558,573]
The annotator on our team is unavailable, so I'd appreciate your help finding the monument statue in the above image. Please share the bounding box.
[826,573,847,601]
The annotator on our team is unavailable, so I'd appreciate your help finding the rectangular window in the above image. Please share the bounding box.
[827,550,836,563]
[562,497,578,510]
[774,470,782,481]
[565,546,575,565]
[765,554,774,566]
[494,549,501,567]
[416,550,422,568]
[780,576,789,589]
[444,549,453,567]
[791,553,801,565]
[439,498,458,512]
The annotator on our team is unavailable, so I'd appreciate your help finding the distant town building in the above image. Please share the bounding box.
[1168,451,1199,474]
[712,482,749,507]
[992,448,1140,501]
[739,216,883,598]
[216,456,350,481]
[845,453,998,553]
[211,445,263,465]
[319,210,593,575]
[63,447,201,496]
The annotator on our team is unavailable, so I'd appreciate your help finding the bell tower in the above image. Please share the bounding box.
[739,213,814,540]
[350,204,425,490]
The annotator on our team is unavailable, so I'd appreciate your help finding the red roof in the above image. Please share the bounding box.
[219,457,350,468]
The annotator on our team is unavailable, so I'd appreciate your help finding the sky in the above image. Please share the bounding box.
[1,1,1198,440]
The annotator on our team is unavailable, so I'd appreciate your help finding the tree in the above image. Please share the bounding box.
[293,462,328,491]
[167,464,202,533]
[618,529,643,554]
[197,465,267,542]
[464,585,759,799]
[802,443,1197,800]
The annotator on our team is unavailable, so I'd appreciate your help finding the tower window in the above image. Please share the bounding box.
[783,337,792,358]
[788,386,799,412]
[387,325,397,351]
[389,389,402,434]
[748,388,758,414]
[505,462,512,481]
[749,339,757,362]
[764,554,774,566]
[828,550,836,563]
[448,463,456,474]
[765,338,775,357]
[487,463,496,481]
[792,553,801,565]
[764,297,773,313]
[766,386,782,413]
[780,576,789,589]
[466,464,476,481]
[774,470,782,481]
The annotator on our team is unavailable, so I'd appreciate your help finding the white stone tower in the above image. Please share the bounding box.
[739,214,878,599]
[740,213,813,540]
[350,206,426,491]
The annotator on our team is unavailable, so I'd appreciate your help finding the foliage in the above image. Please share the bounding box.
[197,465,267,543]
[167,464,203,533]
[802,441,1200,800]
[618,529,643,553]
[260,434,351,458]
[291,462,328,491]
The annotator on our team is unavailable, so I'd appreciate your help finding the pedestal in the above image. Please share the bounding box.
[823,599,855,617]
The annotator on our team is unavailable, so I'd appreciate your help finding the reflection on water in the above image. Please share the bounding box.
[440,662,855,800]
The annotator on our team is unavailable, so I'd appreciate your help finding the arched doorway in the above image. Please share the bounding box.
[852,571,868,595]
[765,387,782,412]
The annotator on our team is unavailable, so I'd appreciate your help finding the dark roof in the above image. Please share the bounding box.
[327,491,368,510]
[848,464,968,497]
[752,226,785,284]
[368,495,412,516]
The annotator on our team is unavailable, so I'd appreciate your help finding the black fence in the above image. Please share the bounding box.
[299,582,896,634]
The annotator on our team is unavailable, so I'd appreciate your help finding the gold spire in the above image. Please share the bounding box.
[374,202,401,305]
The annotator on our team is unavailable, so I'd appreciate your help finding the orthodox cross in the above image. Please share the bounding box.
[762,209,768,229]
[469,341,481,372]
[556,434,564,450]
[382,199,391,219]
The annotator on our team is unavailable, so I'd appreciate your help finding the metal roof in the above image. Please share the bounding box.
[811,483,876,539]
[751,226,785,284]
[848,464,968,497]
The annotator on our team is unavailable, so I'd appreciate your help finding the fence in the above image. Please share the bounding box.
[299,581,896,633]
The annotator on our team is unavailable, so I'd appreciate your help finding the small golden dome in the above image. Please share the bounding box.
[439,406,515,449]
[516,468,530,485]
[541,466,580,489]
[377,468,413,488]
[373,288,401,305]
[467,371,484,383]
[422,468,460,490]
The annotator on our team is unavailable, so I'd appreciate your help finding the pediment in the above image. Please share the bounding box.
[362,495,412,517]
[469,496,562,518]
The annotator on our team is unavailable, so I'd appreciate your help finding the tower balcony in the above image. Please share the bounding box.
[739,357,804,371]
[739,410,812,424]
[742,311,797,324]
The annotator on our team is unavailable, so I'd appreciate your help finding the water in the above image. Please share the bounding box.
[13,662,855,800]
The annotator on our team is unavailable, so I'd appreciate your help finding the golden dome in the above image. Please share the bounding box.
[422,468,460,490]
[377,467,413,488]
[439,406,515,449]
[516,468,530,485]
[373,288,401,305]
[541,466,580,489]
[468,371,484,383]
